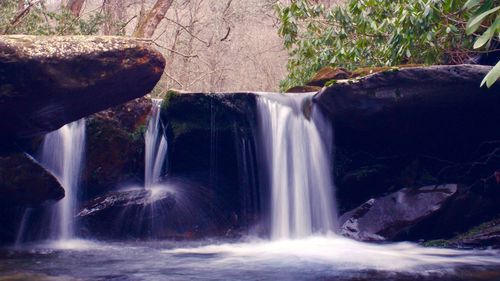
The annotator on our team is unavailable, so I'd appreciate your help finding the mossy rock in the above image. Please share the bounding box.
[349,64,424,78]
[307,66,351,87]
[82,98,150,198]
[286,85,322,93]
[424,217,500,249]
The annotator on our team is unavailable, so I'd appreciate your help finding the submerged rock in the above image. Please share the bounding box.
[0,35,165,144]
[0,152,64,206]
[77,188,176,238]
[77,180,227,239]
[78,188,176,217]
[339,184,458,241]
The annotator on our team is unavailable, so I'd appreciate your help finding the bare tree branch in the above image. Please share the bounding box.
[164,17,210,47]
[220,27,231,41]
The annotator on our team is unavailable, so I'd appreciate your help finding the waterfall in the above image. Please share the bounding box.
[145,99,168,188]
[40,119,86,240]
[256,92,338,240]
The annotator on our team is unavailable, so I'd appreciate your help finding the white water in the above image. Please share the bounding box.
[145,99,168,188]
[40,119,86,240]
[256,92,338,240]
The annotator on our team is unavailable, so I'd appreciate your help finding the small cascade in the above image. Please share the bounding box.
[256,92,338,240]
[145,99,168,188]
[40,119,86,240]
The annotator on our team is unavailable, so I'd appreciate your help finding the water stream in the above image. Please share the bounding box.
[39,119,86,241]
[145,98,169,189]
[256,92,338,239]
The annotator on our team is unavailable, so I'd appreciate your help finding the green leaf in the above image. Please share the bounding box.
[463,0,480,10]
[481,61,500,88]
[473,18,500,49]
[466,6,500,35]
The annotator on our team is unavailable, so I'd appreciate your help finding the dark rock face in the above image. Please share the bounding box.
[0,152,64,243]
[315,65,500,212]
[339,184,458,241]
[0,152,64,206]
[0,35,165,145]
[160,91,260,231]
[83,97,151,199]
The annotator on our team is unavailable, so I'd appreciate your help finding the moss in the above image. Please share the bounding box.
[130,124,146,141]
[324,79,338,87]
[350,64,424,78]
[423,217,500,249]
[423,239,451,248]
[455,218,500,240]
[161,89,179,110]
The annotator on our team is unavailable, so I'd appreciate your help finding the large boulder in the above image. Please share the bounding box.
[339,184,458,241]
[0,152,64,206]
[316,65,499,159]
[315,65,500,211]
[0,35,165,147]
[0,152,64,244]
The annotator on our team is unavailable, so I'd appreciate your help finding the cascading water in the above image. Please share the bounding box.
[145,99,168,188]
[40,119,86,240]
[256,92,338,240]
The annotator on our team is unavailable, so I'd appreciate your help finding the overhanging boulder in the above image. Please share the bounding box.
[0,35,165,146]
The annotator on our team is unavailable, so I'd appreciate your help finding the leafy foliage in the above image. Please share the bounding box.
[275,0,484,90]
[464,0,500,87]
[0,0,105,36]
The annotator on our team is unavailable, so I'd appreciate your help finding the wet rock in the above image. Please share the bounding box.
[0,152,64,206]
[82,97,151,198]
[0,35,165,145]
[77,179,227,239]
[160,91,259,230]
[77,188,176,238]
[339,184,458,241]
[78,188,176,217]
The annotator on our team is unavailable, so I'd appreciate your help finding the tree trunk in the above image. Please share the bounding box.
[133,0,174,38]
[17,0,24,12]
[67,0,85,17]
[103,0,126,35]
